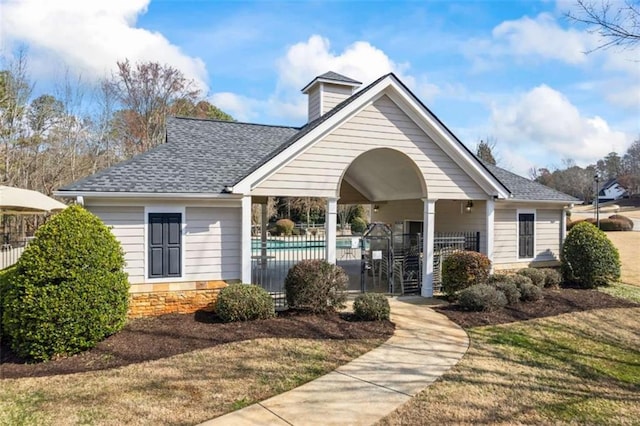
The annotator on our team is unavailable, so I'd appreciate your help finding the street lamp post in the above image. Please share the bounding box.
[594,174,600,228]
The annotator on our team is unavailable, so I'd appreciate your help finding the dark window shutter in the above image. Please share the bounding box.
[518,213,534,258]
[149,213,182,278]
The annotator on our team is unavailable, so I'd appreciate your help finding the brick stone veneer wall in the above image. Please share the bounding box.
[128,280,228,318]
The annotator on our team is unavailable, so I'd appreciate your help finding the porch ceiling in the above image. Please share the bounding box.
[340,148,425,203]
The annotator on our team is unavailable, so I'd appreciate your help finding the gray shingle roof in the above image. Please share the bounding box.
[60,118,299,193]
[483,163,579,202]
[315,71,362,85]
[60,74,578,204]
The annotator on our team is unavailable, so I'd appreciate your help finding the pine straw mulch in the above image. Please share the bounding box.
[434,287,640,329]
[0,310,394,380]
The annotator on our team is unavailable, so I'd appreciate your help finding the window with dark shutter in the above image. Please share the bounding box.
[148,213,182,278]
[518,213,534,259]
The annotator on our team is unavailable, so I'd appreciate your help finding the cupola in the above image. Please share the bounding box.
[301,71,362,122]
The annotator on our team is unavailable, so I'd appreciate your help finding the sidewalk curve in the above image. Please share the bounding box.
[201,296,469,426]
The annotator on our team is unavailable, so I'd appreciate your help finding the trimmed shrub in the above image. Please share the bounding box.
[518,282,543,302]
[458,284,507,312]
[541,268,562,288]
[2,205,129,361]
[486,273,515,286]
[599,218,632,231]
[0,266,16,335]
[285,260,348,313]
[609,214,634,229]
[353,293,390,321]
[350,217,367,234]
[561,221,621,288]
[494,281,521,305]
[275,218,295,236]
[441,251,492,297]
[215,284,275,322]
[511,274,533,290]
[517,268,546,288]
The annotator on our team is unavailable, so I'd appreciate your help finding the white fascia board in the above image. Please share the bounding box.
[54,190,242,200]
[234,76,394,194]
[505,198,578,205]
[301,78,360,94]
[381,85,511,200]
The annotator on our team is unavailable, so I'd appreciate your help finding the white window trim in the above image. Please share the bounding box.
[144,205,187,283]
[404,219,424,235]
[516,208,536,261]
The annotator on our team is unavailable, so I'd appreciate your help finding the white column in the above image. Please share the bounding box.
[241,195,252,283]
[325,197,338,264]
[486,199,495,269]
[561,205,570,243]
[421,199,436,297]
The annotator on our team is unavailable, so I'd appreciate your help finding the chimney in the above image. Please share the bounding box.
[301,71,362,122]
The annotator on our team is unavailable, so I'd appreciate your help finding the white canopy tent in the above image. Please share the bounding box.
[0,186,67,214]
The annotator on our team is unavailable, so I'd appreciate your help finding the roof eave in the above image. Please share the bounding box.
[54,190,242,200]
[500,198,579,205]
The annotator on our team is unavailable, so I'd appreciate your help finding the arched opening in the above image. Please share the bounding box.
[338,148,427,203]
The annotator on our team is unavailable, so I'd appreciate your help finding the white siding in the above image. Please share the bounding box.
[308,87,321,121]
[252,95,486,199]
[494,208,517,265]
[87,206,145,283]
[185,206,241,281]
[536,209,561,261]
[321,83,353,114]
[87,204,242,284]
[493,207,562,266]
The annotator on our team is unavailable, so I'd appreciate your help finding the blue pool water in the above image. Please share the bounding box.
[251,238,356,250]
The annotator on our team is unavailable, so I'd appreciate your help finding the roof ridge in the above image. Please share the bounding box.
[169,116,300,130]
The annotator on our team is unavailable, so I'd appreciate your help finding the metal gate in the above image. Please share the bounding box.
[360,223,394,293]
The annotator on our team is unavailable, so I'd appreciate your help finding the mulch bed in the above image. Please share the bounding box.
[435,287,640,329]
[0,310,394,380]
[2,288,638,380]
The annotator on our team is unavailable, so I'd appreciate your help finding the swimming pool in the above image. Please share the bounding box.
[251,237,357,250]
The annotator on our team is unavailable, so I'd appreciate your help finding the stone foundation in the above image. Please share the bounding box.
[128,280,228,318]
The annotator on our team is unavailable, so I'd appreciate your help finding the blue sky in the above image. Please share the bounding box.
[1,0,638,176]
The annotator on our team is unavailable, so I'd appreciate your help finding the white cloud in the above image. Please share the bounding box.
[491,85,631,170]
[491,13,595,64]
[1,0,208,90]
[210,35,437,123]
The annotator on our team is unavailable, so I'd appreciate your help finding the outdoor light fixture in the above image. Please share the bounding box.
[373,205,380,213]
[465,200,474,212]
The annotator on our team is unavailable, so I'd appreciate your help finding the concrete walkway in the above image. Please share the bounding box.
[202,296,469,426]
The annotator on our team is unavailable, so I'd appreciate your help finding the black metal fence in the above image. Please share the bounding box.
[433,231,481,292]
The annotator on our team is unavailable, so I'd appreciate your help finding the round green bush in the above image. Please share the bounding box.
[458,284,507,312]
[494,281,521,305]
[215,284,275,322]
[442,251,492,297]
[275,218,295,236]
[2,205,129,361]
[353,293,390,321]
[518,282,543,302]
[285,260,348,313]
[517,268,546,288]
[350,217,367,234]
[541,268,562,288]
[561,221,621,288]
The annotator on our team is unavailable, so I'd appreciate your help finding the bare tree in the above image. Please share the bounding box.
[567,0,640,51]
[107,60,200,155]
[0,48,33,184]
